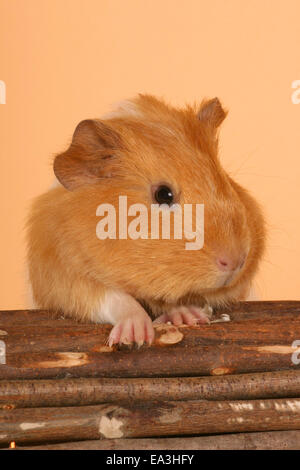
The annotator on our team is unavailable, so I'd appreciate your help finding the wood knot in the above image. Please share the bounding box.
[1,404,15,410]
[211,367,234,376]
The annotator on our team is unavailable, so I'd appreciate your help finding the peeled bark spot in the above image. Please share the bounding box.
[35,352,88,368]
[211,367,233,376]
[0,330,7,336]
[249,345,298,355]
[154,324,184,345]
[1,404,15,410]
[99,415,123,438]
[158,408,182,424]
[20,422,46,430]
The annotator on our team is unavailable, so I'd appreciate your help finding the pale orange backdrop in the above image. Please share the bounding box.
[0,0,300,309]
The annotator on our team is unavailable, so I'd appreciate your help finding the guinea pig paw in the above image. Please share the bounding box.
[108,314,155,347]
[154,306,212,327]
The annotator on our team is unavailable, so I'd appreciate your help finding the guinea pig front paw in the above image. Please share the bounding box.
[108,312,155,348]
[153,305,213,327]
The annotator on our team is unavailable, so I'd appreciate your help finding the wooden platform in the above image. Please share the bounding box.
[1,301,300,450]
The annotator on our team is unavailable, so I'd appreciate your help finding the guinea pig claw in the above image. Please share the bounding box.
[107,334,117,348]
[153,313,168,324]
[107,323,122,347]
[154,305,213,327]
[108,313,155,348]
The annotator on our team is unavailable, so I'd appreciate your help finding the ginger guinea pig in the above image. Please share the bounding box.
[26,94,266,347]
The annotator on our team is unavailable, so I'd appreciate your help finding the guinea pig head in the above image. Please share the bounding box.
[53,94,265,306]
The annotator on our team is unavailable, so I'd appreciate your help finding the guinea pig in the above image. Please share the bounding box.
[26,94,266,347]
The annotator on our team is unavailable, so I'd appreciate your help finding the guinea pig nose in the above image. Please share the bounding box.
[216,253,246,272]
[216,257,232,272]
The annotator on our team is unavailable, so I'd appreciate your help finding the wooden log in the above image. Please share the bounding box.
[14,430,300,450]
[2,315,300,356]
[3,316,300,355]
[0,310,63,326]
[1,301,300,326]
[1,302,300,380]
[219,300,300,320]
[0,344,298,380]
[1,370,300,408]
[2,397,300,445]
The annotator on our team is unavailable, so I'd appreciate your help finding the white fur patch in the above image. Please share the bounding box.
[49,177,62,189]
[91,289,141,325]
[102,99,142,120]
[91,290,135,325]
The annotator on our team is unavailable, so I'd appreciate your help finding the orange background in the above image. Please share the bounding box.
[0,0,300,309]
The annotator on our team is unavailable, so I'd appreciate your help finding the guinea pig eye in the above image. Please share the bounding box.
[154,185,174,206]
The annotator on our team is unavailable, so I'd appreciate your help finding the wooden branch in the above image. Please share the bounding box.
[1,302,300,379]
[2,397,300,445]
[1,370,300,408]
[1,301,300,326]
[1,302,300,448]
[15,430,300,450]
[218,300,300,320]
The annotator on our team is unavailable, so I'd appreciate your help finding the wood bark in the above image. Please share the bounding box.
[2,397,300,445]
[1,300,300,326]
[14,430,300,450]
[1,302,300,448]
[1,302,300,379]
[1,370,300,408]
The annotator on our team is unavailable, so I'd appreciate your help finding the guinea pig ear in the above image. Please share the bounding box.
[53,119,123,190]
[198,98,227,129]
